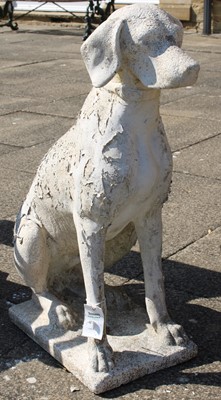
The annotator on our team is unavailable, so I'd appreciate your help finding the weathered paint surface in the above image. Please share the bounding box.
[13,4,199,377]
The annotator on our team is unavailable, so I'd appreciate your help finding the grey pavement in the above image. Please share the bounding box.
[0,21,221,400]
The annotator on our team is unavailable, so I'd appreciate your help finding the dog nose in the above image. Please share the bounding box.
[151,46,200,89]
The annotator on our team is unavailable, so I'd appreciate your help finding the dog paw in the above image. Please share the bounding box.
[87,337,114,373]
[55,304,77,329]
[155,321,189,347]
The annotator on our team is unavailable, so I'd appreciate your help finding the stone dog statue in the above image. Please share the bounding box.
[14,5,199,374]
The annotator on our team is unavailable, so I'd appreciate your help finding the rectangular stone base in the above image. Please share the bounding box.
[9,298,197,394]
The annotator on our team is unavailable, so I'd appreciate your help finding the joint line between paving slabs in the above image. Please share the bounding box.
[171,131,221,153]
[164,225,221,260]
[173,170,221,183]
[21,110,76,119]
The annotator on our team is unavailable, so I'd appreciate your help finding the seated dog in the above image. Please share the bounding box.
[14,4,199,373]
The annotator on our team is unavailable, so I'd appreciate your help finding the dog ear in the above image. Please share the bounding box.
[81,18,124,88]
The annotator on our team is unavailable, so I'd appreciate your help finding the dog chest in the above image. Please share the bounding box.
[76,99,172,226]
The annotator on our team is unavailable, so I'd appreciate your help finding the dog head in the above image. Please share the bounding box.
[81,4,199,89]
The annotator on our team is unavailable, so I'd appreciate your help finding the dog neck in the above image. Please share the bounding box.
[104,71,161,103]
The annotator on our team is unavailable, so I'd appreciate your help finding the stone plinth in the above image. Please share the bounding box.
[9,296,197,394]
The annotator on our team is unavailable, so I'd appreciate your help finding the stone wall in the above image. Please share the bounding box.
[188,0,221,32]
[160,0,192,21]
[191,0,204,31]
[160,0,221,33]
[213,0,221,32]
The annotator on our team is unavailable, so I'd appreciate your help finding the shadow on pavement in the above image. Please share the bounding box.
[0,234,220,393]
[0,220,14,247]
[16,28,85,37]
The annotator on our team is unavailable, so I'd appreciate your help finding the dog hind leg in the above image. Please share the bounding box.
[14,217,75,329]
[14,216,49,293]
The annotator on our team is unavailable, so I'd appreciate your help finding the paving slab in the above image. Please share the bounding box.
[196,69,221,89]
[0,140,56,174]
[170,226,221,271]
[0,27,83,65]
[162,114,221,151]
[25,93,88,118]
[182,32,221,53]
[167,227,221,359]
[0,143,22,156]
[173,134,221,179]
[0,243,25,284]
[0,169,34,218]
[162,172,221,257]
[0,58,86,82]
[0,92,89,118]
[0,72,90,100]
[0,112,74,147]
[0,95,45,116]
[161,92,221,120]
[182,51,221,66]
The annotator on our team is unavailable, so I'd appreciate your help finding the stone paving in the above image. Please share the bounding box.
[0,21,221,400]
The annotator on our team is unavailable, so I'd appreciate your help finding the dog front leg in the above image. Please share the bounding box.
[75,216,114,373]
[135,208,188,346]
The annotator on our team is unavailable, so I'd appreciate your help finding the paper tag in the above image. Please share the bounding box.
[82,304,104,340]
